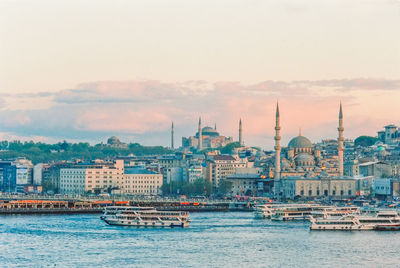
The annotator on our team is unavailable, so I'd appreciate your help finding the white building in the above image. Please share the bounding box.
[33,163,44,186]
[59,160,124,195]
[120,168,163,195]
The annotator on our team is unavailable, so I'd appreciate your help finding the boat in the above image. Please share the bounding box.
[101,206,191,227]
[255,203,325,220]
[310,211,400,231]
[311,206,360,219]
[100,206,155,220]
[375,224,400,231]
[270,205,321,221]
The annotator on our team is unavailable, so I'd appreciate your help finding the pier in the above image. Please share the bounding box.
[0,194,231,214]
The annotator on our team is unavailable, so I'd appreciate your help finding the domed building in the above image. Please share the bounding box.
[106,136,128,148]
[271,103,353,200]
[273,104,343,180]
[182,118,234,150]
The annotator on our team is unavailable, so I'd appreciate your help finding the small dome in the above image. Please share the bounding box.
[288,136,313,148]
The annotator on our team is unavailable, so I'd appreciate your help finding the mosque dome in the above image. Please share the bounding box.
[288,135,313,148]
[107,136,121,145]
[197,126,220,137]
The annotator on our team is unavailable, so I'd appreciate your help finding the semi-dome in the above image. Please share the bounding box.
[288,135,313,148]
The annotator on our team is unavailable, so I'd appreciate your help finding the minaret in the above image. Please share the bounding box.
[239,118,243,146]
[198,117,202,151]
[171,121,174,149]
[214,123,217,130]
[338,103,344,177]
[274,103,281,180]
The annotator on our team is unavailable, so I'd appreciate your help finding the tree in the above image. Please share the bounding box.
[354,136,378,147]
[217,179,233,196]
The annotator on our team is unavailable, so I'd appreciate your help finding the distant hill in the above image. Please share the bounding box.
[0,140,172,164]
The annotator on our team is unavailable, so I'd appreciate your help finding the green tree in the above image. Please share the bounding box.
[354,136,378,147]
[217,179,233,196]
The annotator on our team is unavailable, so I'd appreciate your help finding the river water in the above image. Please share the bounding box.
[0,212,399,267]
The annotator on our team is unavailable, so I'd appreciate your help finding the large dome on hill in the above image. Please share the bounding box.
[288,135,313,148]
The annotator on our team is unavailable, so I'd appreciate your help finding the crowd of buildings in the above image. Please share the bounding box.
[1,104,400,201]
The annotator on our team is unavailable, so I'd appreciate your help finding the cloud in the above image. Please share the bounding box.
[0,78,399,148]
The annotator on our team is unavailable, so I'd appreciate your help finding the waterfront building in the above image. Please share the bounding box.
[33,163,44,186]
[59,160,124,195]
[278,174,357,199]
[120,167,163,195]
[182,118,234,151]
[2,158,33,193]
[205,155,249,189]
[225,168,265,196]
[41,162,72,194]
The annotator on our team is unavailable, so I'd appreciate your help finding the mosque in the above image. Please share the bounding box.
[273,103,343,178]
[272,103,355,199]
[181,118,243,150]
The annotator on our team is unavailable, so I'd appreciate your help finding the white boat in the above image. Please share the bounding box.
[255,203,324,219]
[311,206,360,219]
[100,206,155,220]
[310,211,400,231]
[101,206,191,227]
[270,205,318,221]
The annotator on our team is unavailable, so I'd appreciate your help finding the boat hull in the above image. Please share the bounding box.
[310,225,375,231]
[375,224,400,231]
[104,219,189,228]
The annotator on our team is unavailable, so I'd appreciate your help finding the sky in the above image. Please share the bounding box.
[0,0,399,149]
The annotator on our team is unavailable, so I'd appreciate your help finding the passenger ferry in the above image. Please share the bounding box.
[255,203,325,219]
[311,206,360,219]
[270,205,326,221]
[100,206,155,220]
[101,206,191,227]
[310,211,400,231]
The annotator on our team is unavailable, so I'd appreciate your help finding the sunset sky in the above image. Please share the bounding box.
[1,0,399,149]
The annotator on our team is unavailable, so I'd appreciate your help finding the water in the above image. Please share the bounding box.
[0,212,399,268]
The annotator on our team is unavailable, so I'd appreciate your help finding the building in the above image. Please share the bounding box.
[273,103,342,179]
[273,103,346,199]
[278,175,357,199]
[59,160,124,195]
[373,178,393,199]
[42,162,72,194]
[2,158,33,193]
[106,136,129,148]
[377,124,400,145]
[205,155,248,189]
[182,118,234,150]
[120,168,163,195]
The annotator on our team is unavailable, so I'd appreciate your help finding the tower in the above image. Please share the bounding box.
[274,103,281,180]
[171,121,174,149]
[198,117,202,151]
[239,118,243,146]
[338,103,344,177]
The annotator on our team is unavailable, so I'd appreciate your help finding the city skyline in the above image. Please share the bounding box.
[1,0,399,148]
